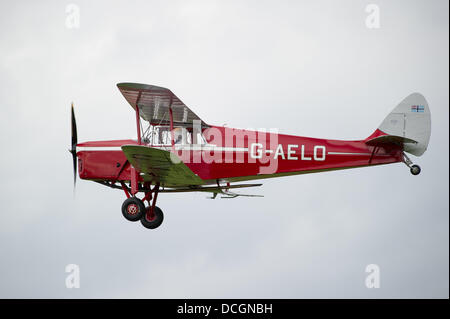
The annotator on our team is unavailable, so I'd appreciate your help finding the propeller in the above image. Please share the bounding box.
[70,102,78,187]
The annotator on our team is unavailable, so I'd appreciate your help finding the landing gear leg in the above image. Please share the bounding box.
[141,183,164,229]
[403,153,421,176]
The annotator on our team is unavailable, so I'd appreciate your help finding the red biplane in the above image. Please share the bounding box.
[70,83,431,229]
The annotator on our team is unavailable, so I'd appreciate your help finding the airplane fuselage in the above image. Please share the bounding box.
[76,126,403,187]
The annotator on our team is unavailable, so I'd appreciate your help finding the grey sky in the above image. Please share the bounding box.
[0,0,448,298]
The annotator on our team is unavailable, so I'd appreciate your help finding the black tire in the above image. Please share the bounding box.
[140,206,164,229]
[410,164,421,176]
[121,197,145,222]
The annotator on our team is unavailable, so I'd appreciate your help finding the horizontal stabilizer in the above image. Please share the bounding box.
[366,135,418,146]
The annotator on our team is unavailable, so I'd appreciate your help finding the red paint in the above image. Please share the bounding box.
[76,127,402,184]
[147,183,159,220]
[120,181,131,198]
[365,128,388,141]
[78,150,130,180]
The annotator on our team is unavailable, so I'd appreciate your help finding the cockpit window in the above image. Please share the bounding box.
[173,128,183,144]
[144,125,200,146]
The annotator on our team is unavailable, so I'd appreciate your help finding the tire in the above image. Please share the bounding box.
[410,164,421,176]
[121,197,145,222]
[140,206,164,229]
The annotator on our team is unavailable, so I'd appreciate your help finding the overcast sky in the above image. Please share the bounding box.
[0,0,448,298]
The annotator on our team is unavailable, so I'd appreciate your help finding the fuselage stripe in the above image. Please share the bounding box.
[76,146,249,152]
[327,152,371,155]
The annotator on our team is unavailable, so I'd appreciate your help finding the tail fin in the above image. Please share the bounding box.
[366,93,431,156]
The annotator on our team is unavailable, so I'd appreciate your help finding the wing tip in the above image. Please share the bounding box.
[117,82,169,92]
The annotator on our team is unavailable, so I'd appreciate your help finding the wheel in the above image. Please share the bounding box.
[121,197,146,221]
[140,206,164,229]
[410,164,421,176]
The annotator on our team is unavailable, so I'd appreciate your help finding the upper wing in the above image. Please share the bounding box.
[121,145,204,187]
[117,82,209,128]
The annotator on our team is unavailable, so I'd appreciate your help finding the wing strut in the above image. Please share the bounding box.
[169,95,175,150]
[135,91,142,145]
[131,91,143,195]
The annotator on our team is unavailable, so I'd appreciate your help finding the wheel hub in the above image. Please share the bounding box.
[127,204,138,215]
[145,207,156,221]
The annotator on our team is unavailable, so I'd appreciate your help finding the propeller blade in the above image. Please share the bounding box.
[71,102,77,151]
[72,149,77,187]
[70,102,78,187]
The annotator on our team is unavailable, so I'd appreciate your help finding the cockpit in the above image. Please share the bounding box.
[141,125,207,147]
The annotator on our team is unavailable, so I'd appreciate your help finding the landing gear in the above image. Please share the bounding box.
[120,182,164,229]
[121,197,145,221]
[410,164,421,176]
[141,206,164,229]
[403,153,421,176]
